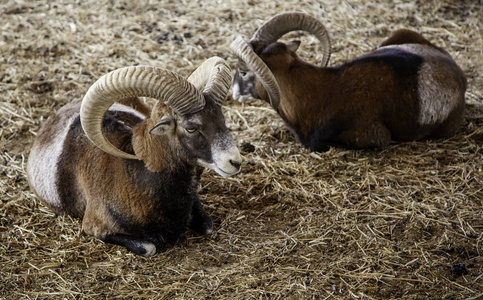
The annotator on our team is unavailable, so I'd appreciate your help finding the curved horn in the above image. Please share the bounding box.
[187,57,232,107]
[252,12,331,67]
[230,36,281,109]
[80,66,205,160]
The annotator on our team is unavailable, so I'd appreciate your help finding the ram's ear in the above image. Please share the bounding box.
[287,40,301,52]
[149,116,174,135]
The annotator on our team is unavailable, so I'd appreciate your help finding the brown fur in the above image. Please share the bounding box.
[71,102,191,237]
[132,103,183,172]
[27,95,238,255]
[379,29,449,55]
[249,29,466,150]
[117,97,152,117]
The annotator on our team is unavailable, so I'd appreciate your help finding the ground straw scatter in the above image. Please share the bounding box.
[1,0,481,298]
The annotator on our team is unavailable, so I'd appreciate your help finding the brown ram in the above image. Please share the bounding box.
[231,12,467,151]
[27,57,242,256]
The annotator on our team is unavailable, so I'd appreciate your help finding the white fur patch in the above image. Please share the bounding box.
[28,103,145,208]
[108,103,146,120]
[141,242,156,257]
[379,44,462,125]
[416,62,460,125]
[27,114,78,209]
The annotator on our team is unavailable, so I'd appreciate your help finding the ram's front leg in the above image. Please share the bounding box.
[338,122,392,149]
[189,197,213,235]
[81,202,157,256]
[102,234,156,256]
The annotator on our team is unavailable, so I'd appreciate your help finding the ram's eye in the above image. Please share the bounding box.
[186,127,197,133]
[239,71,247,77]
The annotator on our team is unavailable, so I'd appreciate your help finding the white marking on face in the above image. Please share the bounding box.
[27,114,78,209]
[232,76,256,102]
[197,133,242,177]
[232,82,243,102]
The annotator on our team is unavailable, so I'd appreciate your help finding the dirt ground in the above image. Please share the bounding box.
[1,0,482,299]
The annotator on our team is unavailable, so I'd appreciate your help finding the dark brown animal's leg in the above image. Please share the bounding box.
[428,102,465,139]
[189,198,213,235]
[102,234,156,256]
[338,122,391,149]
[81,200,156,256]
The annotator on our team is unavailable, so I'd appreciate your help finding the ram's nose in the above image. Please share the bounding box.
[229,159,242,170]
[225,149,242,174]
[218,148,242,176]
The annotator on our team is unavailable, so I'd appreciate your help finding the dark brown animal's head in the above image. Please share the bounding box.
[81,58,242,176]
[231,12,330,109]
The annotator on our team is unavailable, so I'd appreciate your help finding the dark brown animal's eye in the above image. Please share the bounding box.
[186,127,197,133]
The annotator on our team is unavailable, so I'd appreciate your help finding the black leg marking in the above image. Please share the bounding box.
[103,234,157,256]
[189,199,213,235]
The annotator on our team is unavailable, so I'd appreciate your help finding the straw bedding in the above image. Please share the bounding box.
[0,0,481,299]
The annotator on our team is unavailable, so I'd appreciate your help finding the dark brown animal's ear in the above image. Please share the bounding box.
[251,40,268,54]
[149,116,174,136]
[287,40,301,52]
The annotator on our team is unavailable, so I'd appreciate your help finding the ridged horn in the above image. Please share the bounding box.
[187,57,232,107]
[230,36,281,109]
[252,11,331,67]
[80,66,205,160]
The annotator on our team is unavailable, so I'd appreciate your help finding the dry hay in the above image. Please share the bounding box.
[1,0,482,299]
